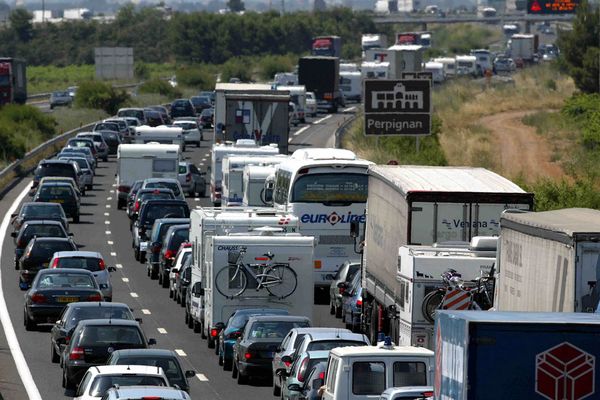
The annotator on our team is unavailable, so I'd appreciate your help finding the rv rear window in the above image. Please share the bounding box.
[393,362,427,387]
[153,159,176,173]
[352,362,385,395]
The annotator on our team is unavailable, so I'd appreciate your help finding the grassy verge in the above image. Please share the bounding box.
[425,23,505,58]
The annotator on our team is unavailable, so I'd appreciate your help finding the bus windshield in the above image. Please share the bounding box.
[291,173,367,203]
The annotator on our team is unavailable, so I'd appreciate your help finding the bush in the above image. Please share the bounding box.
[544,79,557,91]
[74,80,130,115]
[0,104,57,161]
[257,55,295,82]
[134,62,150,80]
[221,57,254,83]
[525,178,600,211]
[139,78,182,98]
[176,65,216,90]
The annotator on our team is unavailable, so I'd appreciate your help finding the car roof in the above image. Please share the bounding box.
[38,182,73,187]
[304,331,368,341]
[154,218,190,226]
[291,327,350,335]
[92,365,165,375]
[39,159,74,165]
[52,251,103,258]
[144,178,179,183]
[106,386,189,398]
[22,220,63,226]
[31,237,71,242]
[248,315,310,323]
[77,319,140,326]
[22,202,62,208]
[110,348,177,357]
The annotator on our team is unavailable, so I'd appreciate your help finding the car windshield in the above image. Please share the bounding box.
[95,123,119,131]
[306,340,365,351]
[65,306,133,329]
[165,229,188,250]
[144,182,181,197]
[79,326,144,346]
[22,204,64,218]
[114,357,184,386]
[249,321,309,339]
[22,225,65,243]
[89,375,166,396]
[31,241,74,259]
[56,257,102,272]
[37,272,95,289]
[142,205,188,226]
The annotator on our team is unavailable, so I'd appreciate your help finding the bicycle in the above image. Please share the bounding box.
[214,248,298,299]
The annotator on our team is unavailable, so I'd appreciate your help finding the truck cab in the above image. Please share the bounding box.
[322,343,434,400]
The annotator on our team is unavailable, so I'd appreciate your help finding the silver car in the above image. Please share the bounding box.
[178,162,206,197]
[48,251,116,301]
[329,261,360,318]
[77,132,109,162]
[50,90,72,109]
[142,178,185,201]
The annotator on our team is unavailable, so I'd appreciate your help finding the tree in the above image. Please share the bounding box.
[557,0,599,93]
[314,0,327,11]
[227,0,245,12]
[9,8,33,42]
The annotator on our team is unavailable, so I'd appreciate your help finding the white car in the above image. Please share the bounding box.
[172,119,203,147]
[305,92,318,117]
[169,247,192,299]
[73,365,169,400]
[103,386,191,400]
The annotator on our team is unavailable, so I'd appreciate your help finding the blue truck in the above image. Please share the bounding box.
[435,311,600,400]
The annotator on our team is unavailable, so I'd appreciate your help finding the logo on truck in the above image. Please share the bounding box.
[536,342,595,400]
[300,212,365,226]
[440,219,499,229]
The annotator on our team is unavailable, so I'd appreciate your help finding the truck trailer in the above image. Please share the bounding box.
[298,56,342,113]
[0,58,27,105]
[365,46,423,79]
[496,208,600,313]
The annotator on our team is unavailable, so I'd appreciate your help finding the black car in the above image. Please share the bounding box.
[12,220,69,267]
[129,188,176,222]
[190,96,212,114]
[33,182,81,222]
[18,237,78,289]
[93,122,121,135]
[232,315,311,384]
[175,256,192,306]
[170,99,195,119]
[50,302,136,363]
[107,349,195,392]
[98,130,122,155]
[24,268,103,331]
[158,225,190,288]
[148,105,171,125]
[11,202,69,233]
[145,110,165,127]
[32,159,82,193]
[199,108,214,129]
[62,319,156,389]
[146,218,190,280]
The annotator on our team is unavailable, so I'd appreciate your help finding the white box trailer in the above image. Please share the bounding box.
[509,34,536,62]
[242,165,276,207]
[115,143,181,209]
[188,207,300,345]
[396,238,496,350]
[365,45,423,79]
[339,71,362,102]
[134,126,184,150]
[495,208,600,313]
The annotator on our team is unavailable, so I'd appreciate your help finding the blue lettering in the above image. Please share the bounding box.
[318,215,327,223]
[217,245,240,251]
[301,214,311,223]
[299,212,366,226]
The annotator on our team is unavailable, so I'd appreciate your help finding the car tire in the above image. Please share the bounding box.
[24,310,36,331]
[139,252,146,264]
[335,303,343,318]
[169,287,174,298]
[134,248,140,261]
[208,335,215,349]
[218,351,224,366]
[223,357,232,371]
[237,369,248,385]
[215,341,219,355]
[197,141,201,148]
[103,157,108,162]
[180,295,185,307]
[193,319,201,334]
[161,274,169,288]
[201,321,207,339]
[86,184,93,190]
[232,361,238,379]
[329,299,335,315]
[117,199,124,210]
[51,343,59,363]
[187,313,194,329]
[273,376,281,396]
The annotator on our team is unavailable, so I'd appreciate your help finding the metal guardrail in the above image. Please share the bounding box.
[334,112,359,149]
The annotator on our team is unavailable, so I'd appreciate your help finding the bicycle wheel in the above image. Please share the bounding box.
[264,265,298,299]
[422,290,444,324]
[215,265,248,298]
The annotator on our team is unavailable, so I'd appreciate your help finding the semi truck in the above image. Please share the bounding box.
[0,58,27,105]
[357,165,534,344]
[311,36,342,58]
[495,208,600,313]
[435,311,600,400]
[361,34,388,52]
[298,56,343,113]
[509,34,538,63]
[395,32,431,47]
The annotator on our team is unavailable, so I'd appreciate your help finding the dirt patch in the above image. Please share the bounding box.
[480,110,565,183]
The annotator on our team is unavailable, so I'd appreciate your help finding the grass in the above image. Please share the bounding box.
[51,107,110,134]
[424,23,505,58]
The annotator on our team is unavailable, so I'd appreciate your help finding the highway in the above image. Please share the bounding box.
[0,110,354,399]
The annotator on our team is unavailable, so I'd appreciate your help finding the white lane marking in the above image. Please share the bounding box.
[107,197,112,201]
[141,309,151,315]
[196,373,209,382]
[313,115,332,124]
[122,277,129,282]
[104,220,110,225]
[115,263,123,269]
[110,252,117,256]
[201,158,207,162]
[104,212,110,216]
[195,198,200,202]
[105,204,111,208]
[109,190,114,193]
[112,184,116,187]
[175,349,187,356]
[198,162,204,166]
[343,106,356,112]
[130,292,139,298]
[107,241,114,245]
[105,231,111,235]
[293,126,310,137]
[0,183,43,400]
[157,328,167,334]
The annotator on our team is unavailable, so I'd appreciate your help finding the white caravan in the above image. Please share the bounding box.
[276,85,307,123]
[455,55,478,76]
[423,61,445,83]
[470,49,494,73]
[432,57,456,78]
[210,139,279,205]
[116,143,180,209]
[242,165,276,207]
[273,72,298,86]
[134,126,184,150]
[340,71,362,102]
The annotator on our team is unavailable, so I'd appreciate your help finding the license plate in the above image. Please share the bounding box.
[51,199,65,203]
[57,296,78,303]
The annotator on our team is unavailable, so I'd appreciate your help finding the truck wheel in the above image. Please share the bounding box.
[335,303,342,318]
[187,313,194,329]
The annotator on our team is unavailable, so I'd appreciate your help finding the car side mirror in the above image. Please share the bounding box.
[350,221,359,238]
[288,383,302,392]
[108,266,117,272]
[135,318,143,324]
[10,232,16,238]
[185,370,196,378]
[281,355,292,365]
[148,338,157,346]
[68,232,74,236]
[11,213,17,218]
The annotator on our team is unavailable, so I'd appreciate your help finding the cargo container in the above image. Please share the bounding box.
[0,57,26,105]
[298,56,342,113]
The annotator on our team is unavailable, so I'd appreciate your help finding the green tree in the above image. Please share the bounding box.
[557,0,600,93]
[227,0,245,12]
[9,8,33,42]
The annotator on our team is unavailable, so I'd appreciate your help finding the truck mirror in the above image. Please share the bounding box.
[350,221,359,238]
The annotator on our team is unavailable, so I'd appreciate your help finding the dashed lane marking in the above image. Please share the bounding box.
[106,204,111,208]
[109,190,114,193]
[313,115,332,124]
[107,197,112,201]
[293,126,310,136]
[141,309,151,314]
[343,106,357,113]
[105,221,110,225]
[130,292,139,298]
[107,241,114,245]
[122,277,129,282]
[175,349,187,356]
[115,263,123,269]
[157,328,167,334]
[110,252,117,256]
[105,231,111,235]
[195,198,200,202]
[196,373,209,382]
[104,213,110,216]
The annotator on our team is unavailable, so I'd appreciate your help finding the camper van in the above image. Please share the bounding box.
[242,165,276,207]
[455,55,478,76]
[424,61,445,83]
[340,71,362,102]
[433,57,456,78]
[134,126,184,150]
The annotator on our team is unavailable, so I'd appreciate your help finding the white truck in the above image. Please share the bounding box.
[134,126,184,150]
[396,238,496,350]
[276,85,307,123]
[357,165,534,344]
[361,61,390,80]
[321,344,434,400]
[495,208,600,313]
[210,139,279,205]
[509,34,537,63]
[423,61,445,83]
[470,49,494,74]
[365,45,423,79]
[186,207,307,347]
[115,143,181,209]
[242,165,276,207]
[339,71,362,103]
[361,34,388,52]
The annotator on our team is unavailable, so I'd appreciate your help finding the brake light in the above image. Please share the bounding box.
[284,359,292,367]
[356,298,362,307]
[244,352,252,360]
[118,185,131,193]
[87,293,102,301]
[319,371,325,380]
[31,293,46,304]
[165,250,175,260]
[227,331,242,339]
[298,358,309,382]
[69,347,85,360]
[186,173,191,182]
[255,257,269,261]
[210,328,219,337]
[422,392,434,397]
[314,260,322,269]
[134,201,140,212]
[98,259,105,270]
[51,258,59,268]
[182,242,192,248]
[141,397,161,400]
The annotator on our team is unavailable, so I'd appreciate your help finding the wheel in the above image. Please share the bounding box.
[231,361,238,379]
[103,157,108,162]
[187,312,194,329]
[265,265,298,299]
[193,319,201,333]
[218,351,224,366]
[223,357,232,371]
[117,199,124,210]
[215,265,248,298]
[184,310,189,324]
[63,369,75,390]
[335,302,342,318]
[329,299,335,315]
[24,310,36,331]
[73,214,80,223]
[161,273,169,288]
[273,376,281,396]
[147,267,150,277]
[369,304,379,345]
[197,141,201,148]
[139,252,146,264]
[208,335,215,349]
[215,341,219,355]
[422,290,445,324]
[134,248,140,261]
[51,343,59,363]
[237,368,248,385]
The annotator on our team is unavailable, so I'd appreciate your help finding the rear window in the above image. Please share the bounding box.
[36,164,75,178]
[22,225,65,242]
[57,257,102,272]
[37,272,95,289]
[248,320,310,339]
[38,186,73,197]
[139,192,175,202]
[152,160,177,173]
[142,205,189,226]
[306,340,366,352]
[62,158,88,169]
[79,326,144,346]
[31,241,75,258]
[166,229,189,250]
[69,140,92,148]
[393,362,427,387]
[22,204,64,218]
[145,181,181,196]
[65,306,133,330]
[89,375,166,397]
[114,357,183,385]
[352,361,385,395]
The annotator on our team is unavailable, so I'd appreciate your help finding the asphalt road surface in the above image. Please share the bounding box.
[0,109,355,399]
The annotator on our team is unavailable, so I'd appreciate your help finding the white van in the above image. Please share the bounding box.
[340,71,362,102]
[242,165,276,207]
[134,126,185,151]
[277,85,307,123]
[455,55,478,76]
[116,143,181,209]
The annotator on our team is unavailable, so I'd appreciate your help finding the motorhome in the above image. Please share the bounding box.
[432,57,456,78]
[423,61,445,83]
[339,71,362,102]
[134,126,184,150]
[455,55,478,76]
[242,165,276,207]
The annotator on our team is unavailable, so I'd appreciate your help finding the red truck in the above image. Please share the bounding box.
[0,58,27,105]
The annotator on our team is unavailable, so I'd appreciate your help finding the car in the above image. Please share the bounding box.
[33,182,81,222]
[141,178,185,201]
[178,161,206,197]
[379,386,435,400]
[49,251,116,301]
[77,132,109,162]
[73,365,169,400]
[32,159,83,194]
[18,236,78,289]
[36,176,81,199]
[148,105,171,125]
[102,386,191,400]
[98,130,122,155]
[493,56,516,73]
[125,180,145,217]
[11,202,69,233]
[107,349,196,392]
[169,245,191,299]
[67,86,78,98]
[329,261,360,318]
[58,147,96,171]
[305,92,318,117]
[58,156,94,191]
[291,330,369,363]
[103,118,132,139]
[24,268,103,331]
[232,315,311,384]
[132,200,190,264]
[117,108,147,125]
[199,108,214,129]
[62,319,156,390]
[280,350,329,400]
[190,95,212,114]
[174,255,192,306]
[50,90,73,109]
[158,227,190,288]
[50,302,136,364]
[145,218,190,279]
[12,220,69,267]
[129,188,176,222]
[145,110,165,127]
[67,138,98,160]
[199,90,215,104]
[341,271,363,332]
[272,327,352,396]
[120,117,142,142]
[172,119,203,146]
[292,361,327,400]
[170,99,196,119]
